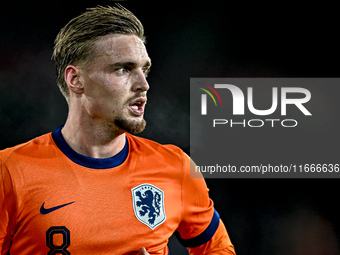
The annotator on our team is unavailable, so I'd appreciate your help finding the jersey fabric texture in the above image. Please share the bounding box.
[0,126,235,254]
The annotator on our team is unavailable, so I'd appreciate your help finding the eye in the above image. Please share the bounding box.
[115,67,129,75]
[142,67,151,77]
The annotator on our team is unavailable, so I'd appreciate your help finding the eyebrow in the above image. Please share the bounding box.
[109,60,152,68]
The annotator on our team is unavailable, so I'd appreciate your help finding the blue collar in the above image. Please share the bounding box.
[51,125,128,169]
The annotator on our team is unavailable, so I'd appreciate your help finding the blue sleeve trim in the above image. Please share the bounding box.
[175,209,220,248]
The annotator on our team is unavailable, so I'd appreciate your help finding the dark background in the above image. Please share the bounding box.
[1,1,339,254]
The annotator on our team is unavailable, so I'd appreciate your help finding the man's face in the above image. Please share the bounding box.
[79,34,151,134]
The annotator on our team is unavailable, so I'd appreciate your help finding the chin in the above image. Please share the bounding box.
[115,118,147,134]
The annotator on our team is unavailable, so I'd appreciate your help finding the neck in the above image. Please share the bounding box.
[61,115,126,159]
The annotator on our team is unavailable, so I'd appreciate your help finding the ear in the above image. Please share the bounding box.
[65,65,84,94]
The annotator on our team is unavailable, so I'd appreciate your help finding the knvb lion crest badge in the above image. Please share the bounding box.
[131,184,166,230]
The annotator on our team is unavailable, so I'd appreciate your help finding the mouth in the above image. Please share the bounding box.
[128,97,147,116]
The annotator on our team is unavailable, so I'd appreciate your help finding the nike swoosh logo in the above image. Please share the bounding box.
[40,201,75,215]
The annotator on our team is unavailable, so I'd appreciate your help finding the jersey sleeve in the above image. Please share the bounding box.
[175,153,236,254]
[0,150,17,254]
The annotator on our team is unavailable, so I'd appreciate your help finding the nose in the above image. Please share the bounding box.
[132,68,150,92]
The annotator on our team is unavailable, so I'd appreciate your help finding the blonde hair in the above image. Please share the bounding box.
[52,5,145,100]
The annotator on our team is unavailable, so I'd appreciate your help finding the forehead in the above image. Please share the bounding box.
[91,34,150,63]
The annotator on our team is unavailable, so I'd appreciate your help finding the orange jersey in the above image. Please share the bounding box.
[0,126,235,254]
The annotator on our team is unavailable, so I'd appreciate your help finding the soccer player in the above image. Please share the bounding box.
[0,5,236,255]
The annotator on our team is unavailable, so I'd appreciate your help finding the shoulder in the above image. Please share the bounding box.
[126,133,189,164]
[126,133,185,155]
[0,133,55,163]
